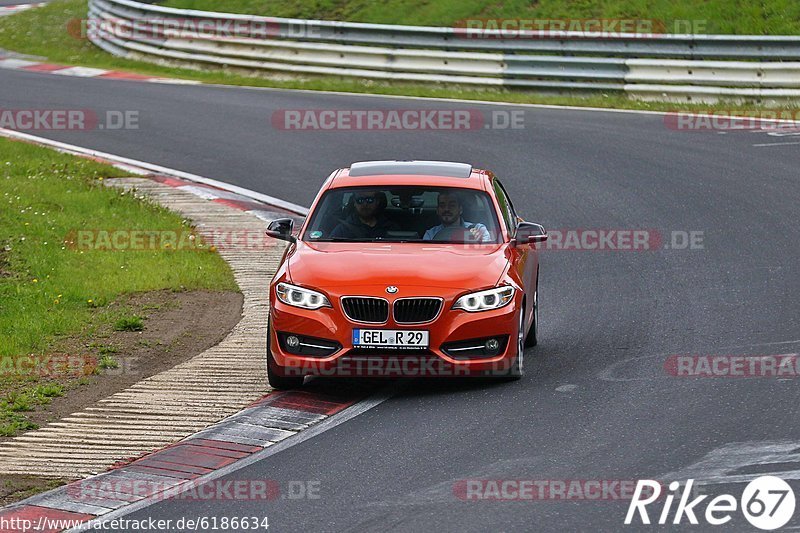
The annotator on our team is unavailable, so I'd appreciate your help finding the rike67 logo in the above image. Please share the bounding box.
[625,477,795,530]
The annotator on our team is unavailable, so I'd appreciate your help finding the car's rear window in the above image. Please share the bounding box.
[302,186,502,244]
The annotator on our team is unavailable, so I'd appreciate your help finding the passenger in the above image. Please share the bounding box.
[423,191,491,242]
[330,190,399,239]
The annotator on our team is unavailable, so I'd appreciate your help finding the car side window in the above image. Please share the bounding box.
[492,179,516,235]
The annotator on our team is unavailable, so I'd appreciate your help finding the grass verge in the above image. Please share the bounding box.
[159,0,800,35]
[0,136,237,436]
[0,0,796,115]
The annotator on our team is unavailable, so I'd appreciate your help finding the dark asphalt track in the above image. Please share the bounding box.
[2,69,799,531]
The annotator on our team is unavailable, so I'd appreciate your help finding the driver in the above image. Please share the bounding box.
[330,190,398,239]
[423,191,491,242]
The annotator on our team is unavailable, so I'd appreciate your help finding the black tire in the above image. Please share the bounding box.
[266,319,304,390]
[524,284,538,348]
[496,309,524,381]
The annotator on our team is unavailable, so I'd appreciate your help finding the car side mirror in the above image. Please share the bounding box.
[266,218,297,244]
[515,221,548,246]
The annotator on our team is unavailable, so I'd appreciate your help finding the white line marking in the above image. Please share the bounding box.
[717,339,800,350]
[0,58,39,69]
[0,128,309,215]
[9,55,661,117]
[147,77,202,85]
[753,141,800,147]
[748,128,800,135]
[661,440,800,487]
[177,185,219,200]
[198,81,800,129]
[766,131,800,137]
[52,66,110,77]
[109,162,150,176]
[5,53,800,129]
[0,3,40,15]
[555,384,577,392]
[202,81,678,117]
[3,42,800,129]
[65,384,399,532]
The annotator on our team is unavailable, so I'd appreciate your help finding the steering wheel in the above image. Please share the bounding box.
[430,226,476,242]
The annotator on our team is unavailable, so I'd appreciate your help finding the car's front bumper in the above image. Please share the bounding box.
[269,292,521,378]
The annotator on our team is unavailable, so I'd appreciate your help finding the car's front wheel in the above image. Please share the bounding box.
[497,309,525,380]
[524,285,538,348]
[267,318,305,390]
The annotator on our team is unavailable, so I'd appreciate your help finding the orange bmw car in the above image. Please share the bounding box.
[265,161,547,389]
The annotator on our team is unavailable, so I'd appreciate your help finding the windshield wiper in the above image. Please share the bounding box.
[310,237,417,243]
[374,237,417,243]
[309,237,364,242]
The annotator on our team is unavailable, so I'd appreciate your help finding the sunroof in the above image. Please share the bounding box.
[348,160,473,178]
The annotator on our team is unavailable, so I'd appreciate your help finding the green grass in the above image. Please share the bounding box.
[2,478,67,503]
[1,0,798,114]
[95,343,119,355]
[0,414,37,436]
[0,137,237,357]
[159,0,800,35]
[0,385,62,435]
[113,315,144,332]
[0,136,237,434]
[98,354,118,369]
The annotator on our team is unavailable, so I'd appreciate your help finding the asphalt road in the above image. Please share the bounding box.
[0,1,45,7]
[2,68,799,531]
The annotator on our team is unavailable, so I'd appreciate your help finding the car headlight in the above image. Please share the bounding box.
[276,282,331,310]
[453,286,515,312]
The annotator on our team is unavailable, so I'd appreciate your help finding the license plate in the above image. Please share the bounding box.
[353,329,429,348]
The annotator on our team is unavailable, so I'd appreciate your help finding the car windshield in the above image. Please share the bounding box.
[302,186,503,243]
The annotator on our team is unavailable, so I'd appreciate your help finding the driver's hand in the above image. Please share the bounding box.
[469,226,490,241]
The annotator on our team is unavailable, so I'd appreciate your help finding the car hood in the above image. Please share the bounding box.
[287,241,509,291]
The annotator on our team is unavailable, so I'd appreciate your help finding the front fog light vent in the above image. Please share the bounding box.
[278,333,340,357]
[441,336,509,359]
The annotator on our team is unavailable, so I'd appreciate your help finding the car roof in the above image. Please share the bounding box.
[350,161,472,178]
[330,160,491,190]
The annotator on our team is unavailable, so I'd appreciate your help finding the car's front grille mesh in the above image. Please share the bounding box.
[393,298,442,324]
[342,297,389,323]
